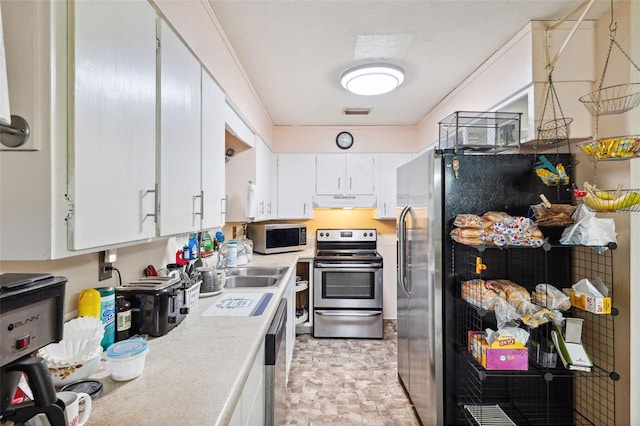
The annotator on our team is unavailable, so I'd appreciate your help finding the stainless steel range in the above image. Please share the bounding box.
[313,229,383,339]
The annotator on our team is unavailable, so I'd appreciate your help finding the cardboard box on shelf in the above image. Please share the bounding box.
[564,288,611,314]
[468,331,528,371]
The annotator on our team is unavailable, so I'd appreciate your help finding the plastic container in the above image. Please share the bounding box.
[105,338,149,381]
[96,287,116,350]
[227,241,238,267]
[78,289,101,319]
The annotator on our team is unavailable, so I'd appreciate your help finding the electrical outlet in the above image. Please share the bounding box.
[99,250,113,281]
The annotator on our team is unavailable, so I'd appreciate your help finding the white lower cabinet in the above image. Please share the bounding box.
[230,343,265,426]
[284,273,296,383]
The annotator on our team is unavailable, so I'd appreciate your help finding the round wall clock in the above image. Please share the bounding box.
[336,131,354,150]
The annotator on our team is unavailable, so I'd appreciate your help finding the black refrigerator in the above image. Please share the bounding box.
[396,149,574,425]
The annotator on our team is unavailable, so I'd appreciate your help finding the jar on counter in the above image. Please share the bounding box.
[227,241,238,267]
[116,295,132,341]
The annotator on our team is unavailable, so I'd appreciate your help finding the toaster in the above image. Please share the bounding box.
[116,277,188,337]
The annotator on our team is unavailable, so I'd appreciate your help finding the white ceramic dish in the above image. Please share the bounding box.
[47,347,103,387]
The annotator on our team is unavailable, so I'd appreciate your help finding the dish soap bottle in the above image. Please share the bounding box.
[78,288,101,318]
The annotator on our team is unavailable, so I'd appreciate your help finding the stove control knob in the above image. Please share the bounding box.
[369,232,374,237]
[326,232,330,237]
[363,232,367,237]
[319,232,324,237]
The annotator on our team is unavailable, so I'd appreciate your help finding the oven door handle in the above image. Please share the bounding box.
[315,311,381,317]
[314,263,382,269]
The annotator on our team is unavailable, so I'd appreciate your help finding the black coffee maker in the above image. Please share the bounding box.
[0,273,67,426]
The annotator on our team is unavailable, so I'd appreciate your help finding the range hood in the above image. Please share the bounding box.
[312,194,376,209]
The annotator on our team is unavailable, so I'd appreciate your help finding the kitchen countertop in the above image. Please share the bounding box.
[86,249,315,425]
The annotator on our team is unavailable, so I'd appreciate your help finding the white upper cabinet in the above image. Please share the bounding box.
[67,0,157,250]
[373,153,412,219]
[254,135,275,221]
[201,70,226,230]
[277,154,315,219]
[158,20,202,236]
[315,154,375,195]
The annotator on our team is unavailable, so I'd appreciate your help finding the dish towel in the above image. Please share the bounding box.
[0,3,11,126]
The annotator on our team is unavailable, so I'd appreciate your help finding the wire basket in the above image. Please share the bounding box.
[531,202,576,226]
[579,83,640,116]
[537,117,573,144]
[578,135,640,160]
[581,186,640,213]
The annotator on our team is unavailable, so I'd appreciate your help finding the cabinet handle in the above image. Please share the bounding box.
[143,184,158,224]
[303,203,306,216]
[193,191,203,225]
[221,196,228,220]
[260,201,265,215]
[350,177,352,189]
[338,177,341,189]
[384,202,387,216]
[267,202,272,214]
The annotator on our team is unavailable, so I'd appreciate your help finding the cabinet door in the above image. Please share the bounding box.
[254,136,273,221]
[346,154,375,195]
[374,153,412,219]
[201,70,226,230]
[68,0,157,250]
[277,154,315,219]
[159,20,202,236]
[315,154,346,195]
[285,274,296,383]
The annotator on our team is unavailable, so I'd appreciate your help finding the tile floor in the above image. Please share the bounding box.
[284,320,421,425]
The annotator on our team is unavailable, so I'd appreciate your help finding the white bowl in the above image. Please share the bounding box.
[47,346,103,387]
[106,338,149,381]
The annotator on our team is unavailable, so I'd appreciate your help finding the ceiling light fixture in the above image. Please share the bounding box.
[340,63,405,96]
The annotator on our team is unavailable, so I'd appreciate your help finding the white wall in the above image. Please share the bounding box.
[273,125,418,153]
[629,2,639,423]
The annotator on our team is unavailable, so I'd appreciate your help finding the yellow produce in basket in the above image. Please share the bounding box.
[582,182,640,211]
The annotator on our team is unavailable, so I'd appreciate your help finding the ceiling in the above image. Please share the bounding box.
[209,1,616,127]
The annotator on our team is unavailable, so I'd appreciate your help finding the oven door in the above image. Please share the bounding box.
[313,265,382,309]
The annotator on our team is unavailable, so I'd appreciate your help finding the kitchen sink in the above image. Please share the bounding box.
[226,266,289,278]
[223,275,280,288]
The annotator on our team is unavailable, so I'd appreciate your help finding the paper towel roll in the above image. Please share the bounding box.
[246,181,256,219]
[0,3,11,126]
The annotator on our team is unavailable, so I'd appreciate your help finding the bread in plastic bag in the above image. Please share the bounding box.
[533,283,571,311]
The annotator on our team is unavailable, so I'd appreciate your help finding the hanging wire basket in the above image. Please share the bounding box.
[535,71,573,147]
[578,135,640,160]
[579,182,640,213]
[578,82,640,116]
[579,19,640,117]
[537,117,574,145]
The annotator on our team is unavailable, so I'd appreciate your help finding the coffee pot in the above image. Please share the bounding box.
[0,273,68,426]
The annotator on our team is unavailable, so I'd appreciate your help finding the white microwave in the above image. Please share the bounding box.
[247,223,307,255]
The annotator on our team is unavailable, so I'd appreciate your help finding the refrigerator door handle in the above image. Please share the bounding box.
[397,205,411,296]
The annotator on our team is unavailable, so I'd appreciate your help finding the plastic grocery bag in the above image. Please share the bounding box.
[560,205,617,252]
